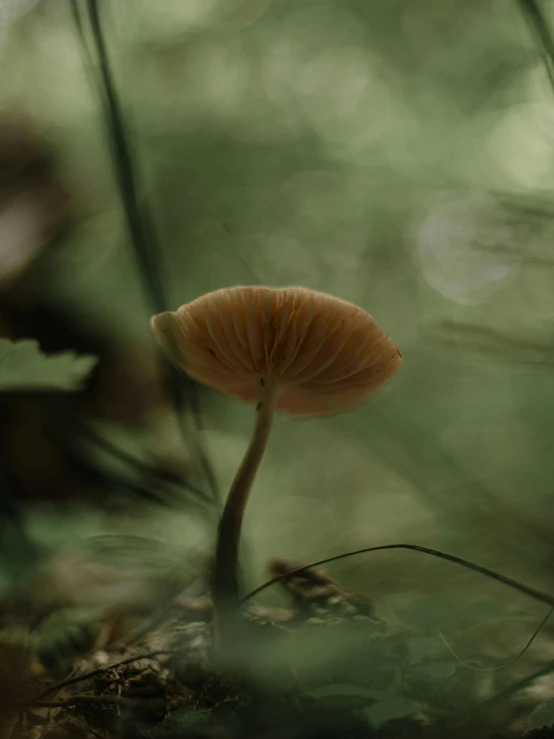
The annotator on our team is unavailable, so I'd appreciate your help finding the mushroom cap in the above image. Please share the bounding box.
[151,286,401,417]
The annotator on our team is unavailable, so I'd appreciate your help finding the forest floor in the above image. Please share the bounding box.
[4,558,554,739]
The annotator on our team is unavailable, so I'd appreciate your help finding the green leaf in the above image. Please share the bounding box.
[395,596,509,630]
[364,632,412,670]
[528,699,554,730]
[363,698,420,728]
[307,685,393,702]
[409,661,457,678]
[408,637,444,662]
[166,708,214,730]
[394,596,456,629]
[0,339,98,392]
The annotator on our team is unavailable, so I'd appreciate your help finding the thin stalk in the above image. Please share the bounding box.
[72,0,219,504]
[241,543,554,608]
[212,378,278,645]
[85,0,166,315]
[436,605,553,673]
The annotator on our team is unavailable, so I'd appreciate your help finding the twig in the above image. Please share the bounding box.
[241,543,554,608]
[34,694,149,709]
[437,606,554,673]
[34,649,176,702]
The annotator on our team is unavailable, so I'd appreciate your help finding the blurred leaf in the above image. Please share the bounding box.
[306,685,404,714]
[363,698,420,728]
[407,637,444,662]
[364,631,412,664]
[409,661,457,678]
[242,621,410,691]
[162,708,214,731]
[528,699,554,730]
[395,595,509,630]
[307,683,395,710]
[394,596,459,629]
[307,684,392,701]
[0,339,97,392]
[22,532,192,625]
[77,533,180,572]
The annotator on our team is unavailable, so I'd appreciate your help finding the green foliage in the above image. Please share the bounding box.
[407,636,444,662]
[409,661,457,678]
[395,595,513,630]
[261,591,553,731]
[363,697,420,728]
[1,1,554,736]
[307,684,392,702]
[162,708,215,731]
[0,339,97,392]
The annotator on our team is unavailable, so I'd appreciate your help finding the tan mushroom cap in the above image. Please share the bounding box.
[151,286,401,417]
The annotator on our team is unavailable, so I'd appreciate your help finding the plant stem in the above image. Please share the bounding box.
[72,0,219,505]
[212,378,278,647]
[240,543,554,608]
[85,0,166,315]
[35,650,176,701]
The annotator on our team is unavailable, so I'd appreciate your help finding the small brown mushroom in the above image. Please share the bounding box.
[151,286,401,646]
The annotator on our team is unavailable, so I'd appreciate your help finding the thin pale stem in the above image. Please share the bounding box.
[212,377,278,647]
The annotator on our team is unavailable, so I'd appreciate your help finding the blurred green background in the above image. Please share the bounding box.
[1,0,553,618]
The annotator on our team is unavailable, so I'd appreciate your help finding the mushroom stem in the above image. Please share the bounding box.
[212,377,278,646]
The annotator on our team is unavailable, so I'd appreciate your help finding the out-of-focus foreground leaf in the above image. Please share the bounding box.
[0,338,97,392]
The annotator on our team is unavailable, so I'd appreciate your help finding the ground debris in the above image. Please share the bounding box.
[6,560,554,739]
[268,556,378,621]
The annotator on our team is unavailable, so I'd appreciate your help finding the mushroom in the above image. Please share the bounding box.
[151,286,401,645]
